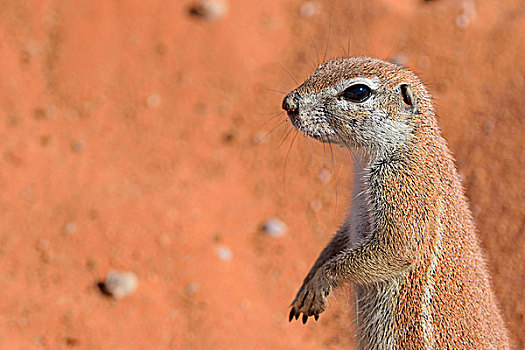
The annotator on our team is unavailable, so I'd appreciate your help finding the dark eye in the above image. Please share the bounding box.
[340,84,371,102]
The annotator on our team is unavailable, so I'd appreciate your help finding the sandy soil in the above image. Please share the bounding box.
[0,0,523,349]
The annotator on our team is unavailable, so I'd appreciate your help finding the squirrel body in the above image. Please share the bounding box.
[284,57,509,349]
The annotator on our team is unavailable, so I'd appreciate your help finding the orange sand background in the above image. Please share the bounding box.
[0,0,523,348]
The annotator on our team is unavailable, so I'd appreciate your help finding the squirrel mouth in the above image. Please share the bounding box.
[283,105,344,146]
[286,109,299,124]
[291,119,342,145]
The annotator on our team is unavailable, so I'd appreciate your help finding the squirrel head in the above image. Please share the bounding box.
[282,57,434,160]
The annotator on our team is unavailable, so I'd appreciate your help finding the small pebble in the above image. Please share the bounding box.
[85,259,97,271]
[261,218,288,237]
[317,168,331,184]
[456,0,476,29]
[33,108,46,120]
[185,282,199,295]
[158,234,172,247]
[189,0,228,21]
[222,130,237,143]
[71,140,85,152]
[146,94,161,108]
[299,1,320,17]
[102,270,138,299]
[40,135,51,147]
[483,116,496,135]
[310,199,323,212]
[195,103,207,116]
[241,299,251,310]
[391,54,408,66]
[155,43,167,55]
[215,246,233,261]
[36,239,49,252]
[63,222,77,235]
[455,14,470,29]
[45,106,57,118]
[7,114,19,127]
[252,131,269,144]
[64,338,79,346]
[25,41,41,57]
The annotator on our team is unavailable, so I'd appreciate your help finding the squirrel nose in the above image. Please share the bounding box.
[282,92,301,120]
[282,94,296,112]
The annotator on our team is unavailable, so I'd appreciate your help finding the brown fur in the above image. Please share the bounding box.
[285,57,509,349]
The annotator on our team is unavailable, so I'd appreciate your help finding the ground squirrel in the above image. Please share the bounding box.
[283,57,509,349]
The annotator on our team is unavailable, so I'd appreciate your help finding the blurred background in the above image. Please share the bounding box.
[0,0,524,348]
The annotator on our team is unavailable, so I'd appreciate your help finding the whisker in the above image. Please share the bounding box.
[333,127,353,153]
[284,129,300,189]
[334,128,360,168]
[323,18,332,63]
[259,110,284,126]
[252,118,288,146]
[327,135,339,212]
[277,124,295,149]
[265,87,288,95]
[278,62,299,85]
[333,163,345,191]
[310,36,321,66]
[346,26,352,58]
[336,28,347,58]
[307,135,317,165]
[303,50,317,70]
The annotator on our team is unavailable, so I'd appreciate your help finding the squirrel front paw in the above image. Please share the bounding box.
[289,270,332,324]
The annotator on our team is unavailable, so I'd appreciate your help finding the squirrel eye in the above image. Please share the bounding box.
[340,84,371,102]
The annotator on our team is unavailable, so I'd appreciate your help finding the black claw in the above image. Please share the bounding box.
[289,309,295,322]
[314,314,319,321]
[302,314,308,324]
[295,312,300,320]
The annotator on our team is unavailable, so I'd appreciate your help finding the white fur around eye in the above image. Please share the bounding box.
[337,77,381,94]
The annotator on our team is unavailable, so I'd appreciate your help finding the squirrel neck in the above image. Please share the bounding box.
[352,111,444,171]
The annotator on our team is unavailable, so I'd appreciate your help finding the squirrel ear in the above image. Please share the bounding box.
[399,84,414,107]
